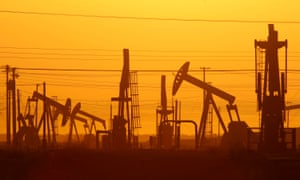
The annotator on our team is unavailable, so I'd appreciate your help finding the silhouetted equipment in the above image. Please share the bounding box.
[15,89,40,149]
[173,62,246,149]
[68,102,106,144]
[32,91,71,127]
[159,119,198,149]
[15,90,72,148]
[35,90,70,145]
[68,103,89,143]
[200,67,214,138]
[110,49,141,149]
[15,88,106,148]
[155,76,194,150]
[156,75,175,149]
[285,104,300,128]
[96,130,111,149]
[129,71,141,131]
[253,24,295,152]
[6,66,18,145]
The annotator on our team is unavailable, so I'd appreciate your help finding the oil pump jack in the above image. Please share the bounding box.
[17,89,106,148]
[68,102,106,143]
[157,75,198,149]
[110,48,141,150]
[254,24,295,152]
[156,75,175,149]
[16,90,71,148]
[173,62,247,149]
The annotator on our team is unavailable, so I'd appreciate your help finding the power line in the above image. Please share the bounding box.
[16,67,122,72]
[0,46,253,53]
[1,46,300,54]
[2,51,300,59]
[11,67,300,73]
[15,67,256,72]
[0,51,254,57]
[19,71,120,77]
[0,56,118,61]
[0,51,121,56]
[2,56,299,63]
[1,47,300,56]
[0,46,120,52]
[1,10,300,24]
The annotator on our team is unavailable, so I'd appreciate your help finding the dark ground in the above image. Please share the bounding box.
[1,148,300,180]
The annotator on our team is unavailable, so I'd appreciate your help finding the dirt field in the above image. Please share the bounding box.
[0,148,300,180]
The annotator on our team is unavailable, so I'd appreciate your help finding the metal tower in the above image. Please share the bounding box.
[255,24,288,152]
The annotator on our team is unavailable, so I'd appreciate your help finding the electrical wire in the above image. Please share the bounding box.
[15,67,300,73]
[0,56,118,61]
[1,10,300,24]
[0,51,122,56]
[0,46,120,52]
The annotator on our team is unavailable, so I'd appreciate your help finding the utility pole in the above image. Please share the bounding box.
[35,84,39,127]
[200,67,210,104]
[12,68,17,145]
[43,82,46,148]
[200,67,213,137]
[6,65,10,145]
[17,89,21,131]
[6,66,18,145]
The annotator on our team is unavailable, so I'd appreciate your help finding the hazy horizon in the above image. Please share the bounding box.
[1,0,300,136]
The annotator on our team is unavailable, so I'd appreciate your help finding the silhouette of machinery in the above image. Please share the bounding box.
[172,62,248,149]
[285,104,300,128]
[156,75,175,149]
[253,24,296,152]
[156,75,198,149]
[16,91,71,148]
[69,102,106,145]
[16,90,106,149]
[110,49,141,150]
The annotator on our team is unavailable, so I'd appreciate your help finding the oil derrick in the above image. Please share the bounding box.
[156,75,174,149]
[111,48,133,150]
[255,24,288,152]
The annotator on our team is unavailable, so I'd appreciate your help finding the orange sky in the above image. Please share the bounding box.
[1,0,300,136]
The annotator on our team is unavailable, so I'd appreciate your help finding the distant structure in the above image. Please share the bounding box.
[111,49,141,150]
[172,62,246,149]
[156,75,175,149]
[6,65,17,145]
[254,24,296,152]
[5,69,106,149]
[155,74,199,150]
